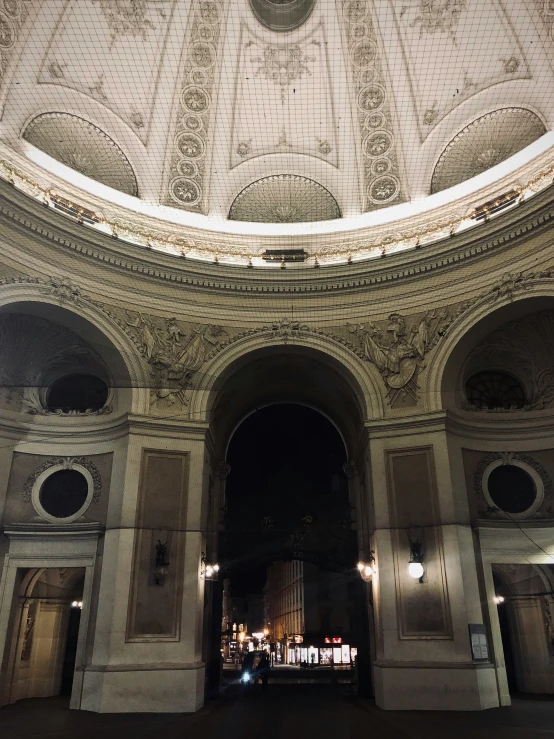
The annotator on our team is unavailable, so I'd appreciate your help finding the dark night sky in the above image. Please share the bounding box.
[223,403,348,596]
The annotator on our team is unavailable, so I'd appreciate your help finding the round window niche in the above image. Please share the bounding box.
[32,465,94,523]
[47,374,109,414]
[482,460,544,519]
[465,371,526,411]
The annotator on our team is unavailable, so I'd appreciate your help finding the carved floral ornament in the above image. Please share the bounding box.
[2,268,554,407]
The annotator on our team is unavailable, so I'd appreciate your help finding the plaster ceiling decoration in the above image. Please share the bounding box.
[249,0,317,32]
[230,24,338,169]
[37,0,174,143]
[162,0,228,213]
[0,0,32,91]
[430,108,547,194]
[22,112,139,196]
[228,174,341,223]
[337,0,405,210]
[394,0,530,138]
[0,0,553,256]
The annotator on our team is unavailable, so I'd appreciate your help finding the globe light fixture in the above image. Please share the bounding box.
[493,595,505,604]
[408,562,424,580]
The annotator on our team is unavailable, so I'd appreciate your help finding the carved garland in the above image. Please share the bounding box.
[23,456,102,504]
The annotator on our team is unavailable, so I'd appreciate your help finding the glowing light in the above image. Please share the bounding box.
[493,595,505,604]
[357,562,365,571]
[205,565,214,578]
[364,565,373,578]
[213,564,220,572]
[408,562,424,579]
[71,600,83,609]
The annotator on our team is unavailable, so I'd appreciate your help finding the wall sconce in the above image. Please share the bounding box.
[201,552,220,580]
[408,539,424,582]
[154,538,170,586]
[493,595,505,605]
[357,551,376,582]
[71,600,83,609]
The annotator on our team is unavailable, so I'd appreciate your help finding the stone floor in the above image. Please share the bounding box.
[2,685,554,738]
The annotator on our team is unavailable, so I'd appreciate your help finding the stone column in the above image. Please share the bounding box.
[80,421,209,713]
[368,415,499,710]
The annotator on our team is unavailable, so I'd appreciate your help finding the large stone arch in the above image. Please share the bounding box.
[422,282,554,412]
[190,329,384,456]
[0,280,150,414]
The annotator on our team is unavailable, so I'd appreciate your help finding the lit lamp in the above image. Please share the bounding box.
[408,539,424,582]
[493,595,505,605]
[71,600,83,609]
[200,553,220,580]
[357,551,376,582]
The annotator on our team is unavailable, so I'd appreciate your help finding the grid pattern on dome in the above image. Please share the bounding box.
[431,108,546,194]
[228,174,341,223]
[22,112,139,197]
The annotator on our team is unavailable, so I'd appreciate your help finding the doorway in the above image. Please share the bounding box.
[492,564,554,695]
[5,567,85,704]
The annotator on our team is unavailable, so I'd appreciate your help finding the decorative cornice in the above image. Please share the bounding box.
[1,178,554,294]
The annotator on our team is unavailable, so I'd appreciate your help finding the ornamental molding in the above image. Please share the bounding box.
[473,451,553,518]
[162,0,228,213]
[92,0,164,45]
[409,0,466,40]
[338,0,405,210]
[2,184,554,293]
[23,456,102,504]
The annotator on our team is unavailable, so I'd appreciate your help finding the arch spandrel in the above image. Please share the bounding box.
[0,280,150,415]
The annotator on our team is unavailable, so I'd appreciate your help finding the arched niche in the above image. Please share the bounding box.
[424,291,554,413]
[0,289,150,415]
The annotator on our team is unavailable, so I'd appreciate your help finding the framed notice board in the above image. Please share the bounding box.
[469,624,489,661]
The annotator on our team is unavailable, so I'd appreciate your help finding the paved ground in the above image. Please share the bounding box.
[2,684,554,739]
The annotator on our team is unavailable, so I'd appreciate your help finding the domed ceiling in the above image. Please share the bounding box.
[1,0,554,230]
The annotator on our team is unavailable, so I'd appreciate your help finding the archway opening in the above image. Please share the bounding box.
[203,345,373,698]
[491,564,554,696]
[1,567,85,706]
[221,404,362,679]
